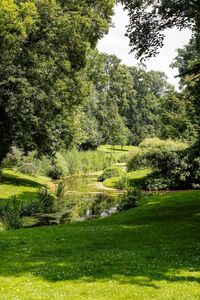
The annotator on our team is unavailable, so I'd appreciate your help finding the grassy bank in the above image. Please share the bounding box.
[0,169,50,205]
[0,190,199,299]
[103,169,150,189]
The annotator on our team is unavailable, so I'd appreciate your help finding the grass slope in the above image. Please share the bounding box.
[0,169,51,205]
[104,169,150,188]
[0,190,200,299]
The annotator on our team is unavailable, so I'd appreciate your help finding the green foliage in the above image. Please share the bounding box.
[141,141,200,190]
[54,181,67,201]
[20,200,39,217]
[57,150,115,176]
[1,190,199,299]
[47,165,63,180]
[139,138,188,151]
[115,174,130,190]
[84,51,182,147]
[3,147,52,176]
[1,195,23,230]
[121,0,200,59]
[118,189,145,211]
[127,138,188,171]
[36,187,55,213]
[97,166,124,182]
[0,0,114,160]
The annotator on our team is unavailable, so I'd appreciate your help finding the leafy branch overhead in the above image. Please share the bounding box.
[120,0,200,59]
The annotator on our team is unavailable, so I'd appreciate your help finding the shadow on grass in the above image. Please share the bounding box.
[0,191,199,289]
[0,191,39,205]
[0,173,44,188]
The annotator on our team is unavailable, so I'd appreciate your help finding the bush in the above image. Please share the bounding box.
[127,138,188,171]
[118,189,145,211]
[97,166,124,182]
[115,174,130,190]
[2,146,24,168]
[20,200,41,216]
[139,138,188,151]
[2,147,52,176]
[141,141,200,190]
[1,196,23,230]
[47,165,63,180]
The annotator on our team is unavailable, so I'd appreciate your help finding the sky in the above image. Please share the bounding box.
[97,4,192,90]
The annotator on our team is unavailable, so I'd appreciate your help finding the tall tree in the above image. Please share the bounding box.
[0,0,114,160]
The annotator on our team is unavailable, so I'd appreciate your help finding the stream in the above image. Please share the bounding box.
[23,174,120,228]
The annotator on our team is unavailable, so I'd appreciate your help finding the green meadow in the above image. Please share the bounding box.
[0,189,200,299]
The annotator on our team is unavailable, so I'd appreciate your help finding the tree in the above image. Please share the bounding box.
[0,0,114,161]
[83,50,183,147]
[120,0,200,59]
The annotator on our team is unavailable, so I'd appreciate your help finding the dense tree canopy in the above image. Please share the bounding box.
[0,0,114,160]
[77,50,195,149]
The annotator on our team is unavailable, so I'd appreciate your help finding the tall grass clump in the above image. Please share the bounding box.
[37,187,55,213]
[55,181,67,201]
[57,150,115,176]
[3,146,116,178]
[1,195,23,230]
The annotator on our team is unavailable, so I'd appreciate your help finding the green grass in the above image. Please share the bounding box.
[98,145,139,162]
[0,169,51,205]
[98,144,139,153]
[0,190,200,299]
[104,169,150,188]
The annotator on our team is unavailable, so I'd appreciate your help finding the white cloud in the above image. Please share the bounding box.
[97,4,192,90]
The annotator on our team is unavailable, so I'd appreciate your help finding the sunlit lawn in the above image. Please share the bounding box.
[0,169,50,205]
[98,144,139,153]
[0,190,199,299]
[104,169,150,188]
[98,144,139,162]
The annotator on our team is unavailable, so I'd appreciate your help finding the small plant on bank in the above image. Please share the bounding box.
[97,166,124,182]
[118,189,145,211]
[1,195,23,230]
[55,181,67,201]
[47,165,63,180]
[115,174,130,189]
[37,187,55,213]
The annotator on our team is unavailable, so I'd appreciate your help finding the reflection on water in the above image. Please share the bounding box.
[23,174,119,228]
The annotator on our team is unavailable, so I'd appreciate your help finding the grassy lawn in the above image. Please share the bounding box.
[98,145,139,162]
[0,169,51,205]
[0,190,199,299]
[98,144,139,153]
[104,169,150,188]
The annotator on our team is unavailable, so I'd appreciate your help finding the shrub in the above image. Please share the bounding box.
[18,162,38,176]
[115,174,130,190]
[141,141,200,190]
[2,147,52,176]
[1,196,23,230]
[118,189,145,211]
[127,151,148,171]
[97,166,124,182]
[139,138,188,151]
[2,146,24,168]
[127,138,188,172]
[20,200,41,216]
[47,165,63,180]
